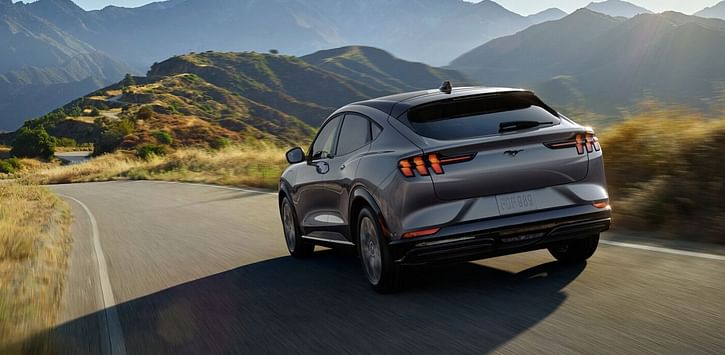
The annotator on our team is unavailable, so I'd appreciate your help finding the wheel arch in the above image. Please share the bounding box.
[349,186,391,246]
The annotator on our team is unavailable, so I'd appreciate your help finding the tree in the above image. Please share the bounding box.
[123,73,136,86]
[10,127,56,160]
[269,49,279,55]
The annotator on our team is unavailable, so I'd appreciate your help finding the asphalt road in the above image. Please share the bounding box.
[19,181,725,354]
[55,151,92,165]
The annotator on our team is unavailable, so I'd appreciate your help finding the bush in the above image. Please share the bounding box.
[90,108,100,116]
[210,137,231,150]
[66,105,82,117]
[152,131,174,145]
[137,106,154,120]
[0,157,22,174]
[10,127,55,159]
[94,117,135,155]
[136,144,167,160]
[55,137,77,148]
[0,161,15,174]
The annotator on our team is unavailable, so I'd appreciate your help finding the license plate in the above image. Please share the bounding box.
[496,191,538,215]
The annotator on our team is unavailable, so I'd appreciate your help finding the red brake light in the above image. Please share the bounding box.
[413,156,429,176]
[428,154,444,174]
[399,160,414,177]
[546,131,600,155]
[398,153,475,177]
[575,134,585,154]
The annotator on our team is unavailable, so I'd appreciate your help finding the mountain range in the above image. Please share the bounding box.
[0,0,570,131]
[0,46,471,149]
[695,1,725,19]
[450,9,725,119]
[585,0,652,18]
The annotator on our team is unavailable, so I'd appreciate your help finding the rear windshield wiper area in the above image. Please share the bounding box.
[499,121,555,133]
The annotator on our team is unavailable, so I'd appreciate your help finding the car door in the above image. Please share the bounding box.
[293,115,343,235]
[325,113,374,241]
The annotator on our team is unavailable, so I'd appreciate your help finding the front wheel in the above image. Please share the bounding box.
[548,234,600,263]
[281,197,314,258]
[357,208,399,293]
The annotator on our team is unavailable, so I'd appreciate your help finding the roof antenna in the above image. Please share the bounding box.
[439,80,452,94]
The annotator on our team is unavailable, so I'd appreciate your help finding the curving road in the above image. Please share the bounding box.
[18,181,725,354]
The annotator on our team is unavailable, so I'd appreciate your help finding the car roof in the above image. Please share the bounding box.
[353,86,528,118]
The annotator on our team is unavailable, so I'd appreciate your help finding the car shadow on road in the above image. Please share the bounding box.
[12,251,586,354]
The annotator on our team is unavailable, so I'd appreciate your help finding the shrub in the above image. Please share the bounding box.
[55,137,77,147]
[94,117,135,155]
[137,106,154,120]
[0,161,15,174]
[136,144,167,160]
[153,131,174,145]
[90,107,100,116]
[66,105,82,117]
[0,158,21,174]
[210,137,231,150]
[10,127,55,159]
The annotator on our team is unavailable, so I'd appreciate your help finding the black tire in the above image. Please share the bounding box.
[357,208,399,293]
[280,197,314,258]
[548,234,600,263]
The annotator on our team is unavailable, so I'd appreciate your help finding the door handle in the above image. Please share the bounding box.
[340,164,346,170]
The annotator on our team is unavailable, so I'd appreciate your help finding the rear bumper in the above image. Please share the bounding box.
[389,205,611,265]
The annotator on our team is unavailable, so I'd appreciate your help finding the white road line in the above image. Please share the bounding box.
[59,194,127,355]
[601,240,725,261]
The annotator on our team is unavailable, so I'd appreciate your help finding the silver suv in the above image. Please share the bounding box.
[279,83,611,293]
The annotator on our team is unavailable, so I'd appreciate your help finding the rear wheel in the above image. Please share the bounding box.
[548,234,599,263]
[281,197,314,258]
[358,208,398,293]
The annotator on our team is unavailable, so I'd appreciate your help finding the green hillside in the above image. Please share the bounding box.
[3,47,471,154]
[301,46,472,92]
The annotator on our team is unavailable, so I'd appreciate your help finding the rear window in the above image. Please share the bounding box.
[405,92,560,141]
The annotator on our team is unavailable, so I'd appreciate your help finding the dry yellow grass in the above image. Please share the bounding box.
[23,143,289,190]
[0,183,72,350]
[601,109,725,242]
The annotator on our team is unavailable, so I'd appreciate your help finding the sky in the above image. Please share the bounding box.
[12,0,721,15]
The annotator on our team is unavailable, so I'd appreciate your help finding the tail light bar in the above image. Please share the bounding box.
[545,131,600,155]
[398,153,475,177]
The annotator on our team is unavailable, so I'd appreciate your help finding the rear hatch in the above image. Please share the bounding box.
[400,91,589,201]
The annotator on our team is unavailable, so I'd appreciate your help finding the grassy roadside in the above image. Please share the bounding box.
[601,111,725,243]
[21,143,288,190]
[0,183,72,352]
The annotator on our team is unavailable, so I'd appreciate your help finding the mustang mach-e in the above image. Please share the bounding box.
[279,83,611,293]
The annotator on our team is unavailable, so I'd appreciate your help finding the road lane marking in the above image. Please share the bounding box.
[59,194,127,355]
[601,240,725,261]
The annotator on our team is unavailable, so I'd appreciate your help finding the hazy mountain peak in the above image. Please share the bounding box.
[695,1,725,20]
[586,0,653,18]
[528,8,568,23]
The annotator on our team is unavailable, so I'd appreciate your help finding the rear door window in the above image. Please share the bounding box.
[405,92,561,141]
[336,113,371,156]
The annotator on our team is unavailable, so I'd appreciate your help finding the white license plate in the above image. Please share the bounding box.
[496,191,538,215]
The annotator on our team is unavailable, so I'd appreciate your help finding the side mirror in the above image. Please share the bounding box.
[285,147,305,164]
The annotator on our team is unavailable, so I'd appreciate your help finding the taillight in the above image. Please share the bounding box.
[546,131,601,155]
[398,153,474,177]
[399,160,414,177]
